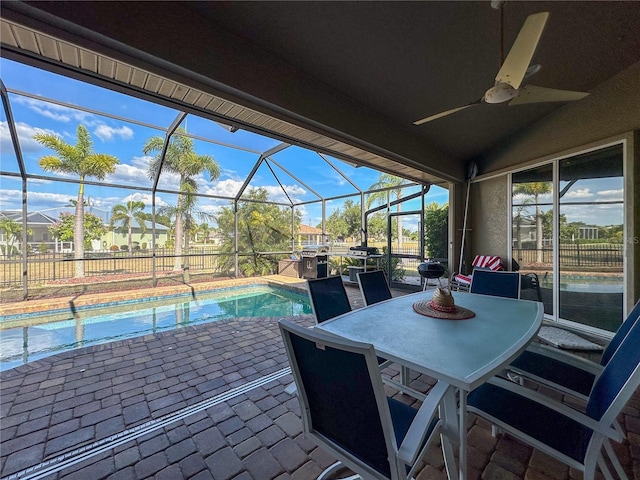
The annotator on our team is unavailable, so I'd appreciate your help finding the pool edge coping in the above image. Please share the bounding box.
[0,275,309,318]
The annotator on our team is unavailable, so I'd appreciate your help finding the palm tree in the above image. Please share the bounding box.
[513,182,552,263]
[367,174,409,252]
[34,125,119,277]
[0,218,30,257]
[144,128,220,273]
[196,222,211,244]
[110,200,147,252]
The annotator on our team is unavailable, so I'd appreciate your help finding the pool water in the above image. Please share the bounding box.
[540,274,623,294]
[0,285,312,371]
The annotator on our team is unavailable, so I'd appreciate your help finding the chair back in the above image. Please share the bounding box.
[357,270,392,306]
[600,298,640,365]
[307,276,351,323]
[279,319,397,479]
[587,312,640,425]
[469,270,521,299]
[520,273,543,302]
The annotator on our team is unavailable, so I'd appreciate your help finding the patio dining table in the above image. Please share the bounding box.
[315,290,543,480]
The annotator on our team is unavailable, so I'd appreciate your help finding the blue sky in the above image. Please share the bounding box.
[0,58,448,231]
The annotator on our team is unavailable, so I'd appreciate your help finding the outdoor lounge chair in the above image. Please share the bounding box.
[467,306,640,480]
[450,255,503,292]
[279,319,451,480]
[508,298,640,401]
[469,269,521,299]
[357,269,392,306]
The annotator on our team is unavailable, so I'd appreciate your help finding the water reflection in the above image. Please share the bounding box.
[0,286,312,371]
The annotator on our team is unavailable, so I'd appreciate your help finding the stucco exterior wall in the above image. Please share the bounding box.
[466,176,509,271]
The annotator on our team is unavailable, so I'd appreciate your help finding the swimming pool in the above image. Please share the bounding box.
[0,284,312,371]
[540,274,623,294]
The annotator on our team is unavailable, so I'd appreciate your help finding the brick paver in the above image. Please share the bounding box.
[1,279,639,479]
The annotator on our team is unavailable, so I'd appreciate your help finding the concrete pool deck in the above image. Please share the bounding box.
[1,277,639,479]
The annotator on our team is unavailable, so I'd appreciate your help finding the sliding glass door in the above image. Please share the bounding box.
[511,143,625,334]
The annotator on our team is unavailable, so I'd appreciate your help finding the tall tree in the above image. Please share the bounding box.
[325,199,361,242]
[49,212,107,248]
[196,222,211,244]
[367,174,409,251]
[144,128,220,273]
[424,202,448,260]
[34,125,119,277]
[110,200,147,252]
[0,218,30,257]
[218,188,300,276]
[513,182,551,263]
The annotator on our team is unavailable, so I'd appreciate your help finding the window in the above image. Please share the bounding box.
[511,143,626,334]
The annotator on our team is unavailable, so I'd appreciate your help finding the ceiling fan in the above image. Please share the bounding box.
[414,5,589,125]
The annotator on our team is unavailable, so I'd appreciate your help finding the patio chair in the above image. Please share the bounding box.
[507,298,640,401]
[450,255,503,292]
[520,272,543,302]
[307,275,352,323]
[357,269,392,306]
[469,269,521,299]
[279,319,452,480]
[467,307,640,480]
[306,274,423,400]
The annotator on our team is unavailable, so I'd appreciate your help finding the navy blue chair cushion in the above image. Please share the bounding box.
[587,313,640,421]
[509,351,596,397]
[468,383,593,462]
[307,276,351,323]
[358,270,392,306]
[469,270,520,299]
[289,327,391,477]
[600,299,640,365]
[508,299,640,399]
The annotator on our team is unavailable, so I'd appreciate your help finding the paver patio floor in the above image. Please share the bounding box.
[1,278,639,479]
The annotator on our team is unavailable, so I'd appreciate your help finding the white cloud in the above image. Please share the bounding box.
[596,189,623,201]
[0,188,76,210]
[111,160,152,186]
[93,124,134,142]
[0,121,60,154]
[202,178,243,198]
[13,96,92,124]
[563,188,593,199]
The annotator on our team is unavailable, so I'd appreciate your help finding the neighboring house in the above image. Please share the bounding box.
[0,210,59,253]
[512,214,537,249]
[296,224,328,247]
[105,220,169,250]
[0,212,170,253]
[579,226,599,240]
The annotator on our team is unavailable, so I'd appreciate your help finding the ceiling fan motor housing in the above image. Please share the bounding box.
[484,83,519,103]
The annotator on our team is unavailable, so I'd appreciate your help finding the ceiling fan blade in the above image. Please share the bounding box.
[414,101,482,125]
[495,12,549,90]
[509,84,589,106]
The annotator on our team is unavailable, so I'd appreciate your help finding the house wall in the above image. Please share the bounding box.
[470,62,640,307]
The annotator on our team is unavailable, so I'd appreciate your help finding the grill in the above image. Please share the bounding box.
[301,245,329,279]
[301,245,329,257]
[418,261,445,290]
